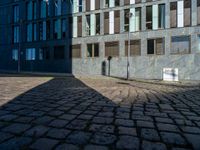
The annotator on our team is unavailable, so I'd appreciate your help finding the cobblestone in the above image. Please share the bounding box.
[0,76,200,149]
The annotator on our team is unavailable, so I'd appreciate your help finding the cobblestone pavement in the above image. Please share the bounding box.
[0,76,200,150]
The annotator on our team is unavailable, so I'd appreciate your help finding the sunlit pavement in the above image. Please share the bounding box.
[0,75,200,150]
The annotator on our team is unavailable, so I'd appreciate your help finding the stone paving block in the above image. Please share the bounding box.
[30,138,59,150]
[155,117,174,124]
[157,123,180,132]
[33,116,55,125]
[48,110,64,117]
[118,126,137,136]
[137,121,155,128]
[0,132,13,143]
[141,128,160,141]
[49,119,69,128]
[181,126,200,134]
[66,119,88,130]
[47,128,71,139]
[0,137,32,150]
[160,132,187,146]
[84,144,109,150]
[2,123,31,134]
[59,114,77,121]
[92,117,113,124]
[142,140,167,150]
[78,114,93,120]
[66,131,91,145]
[116,135,139,150]
[0,114,18,122]
[24,125,49,137]
[115,119,134,127]
[89,124,115,133]
[184,134,200,150]
[55,143,80,150]
[91,133,116,145]
[15,116,34,123]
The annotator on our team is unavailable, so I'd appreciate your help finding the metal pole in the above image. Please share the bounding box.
[18,19,22,73]
[127,12,132,80]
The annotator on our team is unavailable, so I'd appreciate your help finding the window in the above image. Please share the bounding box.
[39,47,50,60]
[171,36,190,54]
[26,48,36,60]
[39,21,47,40]
[198,0,200,25]
[124,9,129,32]
[184,0,191,27]
[33,23,37,41]
[27,1,33,20]
[146,6,152,29]
[125,40,141,56]
[40,0,49,18]
[13,26,19,43]
[54,19,61,39]
[114,10,120,34]
[70,44,81,58]
[78,16,82,37]
[170,2,177,28]
[54,0,61,16]
[158,4,165,29]
[62,19,67,39]
[12,49,18,61]
[13,5,19,23]
[124,0,141,5]
[105,41,119,57]
[54,46,65,59]
[147,38,165,55]
[86,13,100,36]
[104,0,109,8]
[87,43,99,57]
[27,23,32,42]
[124,8,141,32]
[104,12,109,34]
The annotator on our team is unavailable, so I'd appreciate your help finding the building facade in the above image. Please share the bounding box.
[0,0,200,80]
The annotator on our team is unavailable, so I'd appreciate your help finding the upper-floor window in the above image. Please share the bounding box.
[40,0,49,18]
[13,25,19,43]
[13,5,19,23]
[26,1,37,20]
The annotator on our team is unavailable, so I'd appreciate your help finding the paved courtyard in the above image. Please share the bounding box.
[0,75,200,150]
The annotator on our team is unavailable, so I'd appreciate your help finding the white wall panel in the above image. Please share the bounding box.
[178,0,184,27]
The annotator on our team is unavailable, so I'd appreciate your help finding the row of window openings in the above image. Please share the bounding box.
[12,35,192,61]
[13,0,143,22]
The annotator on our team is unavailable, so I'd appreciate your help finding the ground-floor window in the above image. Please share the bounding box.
[70,44,81,58]
[39,47,50,60]
[147,38,165,55]
[12,49,18,61]
[105,41,119,57]
[54,46,65,60]
[87,43,99,58]
[171,36,190,54]
[125,40,141,56]
[26,48,36,60]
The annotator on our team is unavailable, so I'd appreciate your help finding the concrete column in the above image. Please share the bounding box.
[82,14,86,37]
[192,0,197,26]
[191,34,198,54]
[119,39,125,57]
[141,5,146,31]
[120,0,123,6]
[100,12,104,35]
[120,9,124,33]
[82,0,86,12]
[81,43,86,59]
[99,41,105,58]
[141,33,147,56]
[165,1,170,29]
[165,35,171,55]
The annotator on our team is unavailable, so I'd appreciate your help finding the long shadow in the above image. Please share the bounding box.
[0,76,199,149]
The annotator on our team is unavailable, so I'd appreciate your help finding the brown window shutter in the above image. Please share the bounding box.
[135,0,141,4]
[125,40,141,56]
[71,44,81,58]
[170,2,177,28]
[95,0,100,10]
[86,0,90,11]
[124,0,130,5]
[156,38,164,55]
[198,0,200,25]
[78,16,82,37]
[105,41,119,57]
[184,0,191,27]
[104,12,109,34]
[114,10,120,34]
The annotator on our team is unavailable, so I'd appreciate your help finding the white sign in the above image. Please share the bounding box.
[163,68,179,81]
